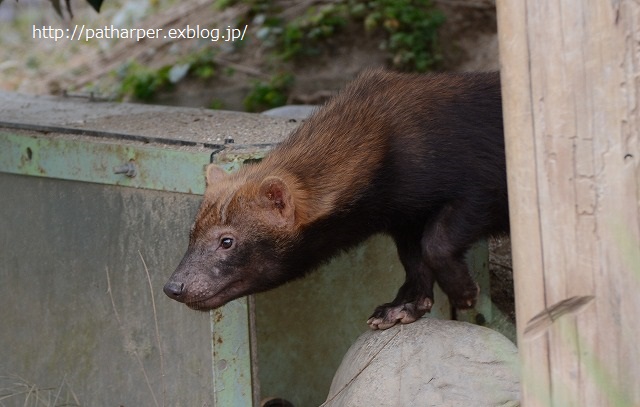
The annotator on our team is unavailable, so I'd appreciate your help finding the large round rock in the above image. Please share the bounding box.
[324,318,520,407]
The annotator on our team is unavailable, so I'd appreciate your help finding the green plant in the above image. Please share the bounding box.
[236,0,444,72]
[362,0,445,71]
[243,73,294,112]
[209,99,225,110]
[214,0,237,9]
[183,49,218,79]
[114,0,445,107]
[117,61,172,102]
[279,4,350,60]
[115,49,218,101]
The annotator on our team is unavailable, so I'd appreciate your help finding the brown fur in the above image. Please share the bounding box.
[164,69,508,329]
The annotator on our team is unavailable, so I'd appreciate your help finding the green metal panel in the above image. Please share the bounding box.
[0,130,256,406]
[211,299,255,406]
[0,131,211,194]
[0,93,294,407]
[0,173,213,406]
[253,238,454,407]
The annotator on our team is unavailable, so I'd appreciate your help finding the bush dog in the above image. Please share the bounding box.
[163,69,508,330]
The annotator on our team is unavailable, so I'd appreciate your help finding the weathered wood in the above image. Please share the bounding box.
[496,1,640,406]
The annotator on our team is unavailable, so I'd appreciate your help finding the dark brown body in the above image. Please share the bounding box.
[164,69,508,329]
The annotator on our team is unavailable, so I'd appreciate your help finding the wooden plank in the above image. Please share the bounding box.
[496,0,640,405]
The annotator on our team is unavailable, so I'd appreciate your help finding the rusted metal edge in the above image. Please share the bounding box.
[0,130,273,195]
[0,120,223,149]
[211,298,256,406]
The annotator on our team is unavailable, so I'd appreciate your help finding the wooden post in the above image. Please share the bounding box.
[496,1,639,406]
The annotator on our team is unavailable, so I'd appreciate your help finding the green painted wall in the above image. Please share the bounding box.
[255,236,452,407]
[0,173,214,406]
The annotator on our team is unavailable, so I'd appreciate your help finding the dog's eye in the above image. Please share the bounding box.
[220,237,234,249]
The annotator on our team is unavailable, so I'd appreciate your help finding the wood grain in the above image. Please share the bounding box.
[497,0,640,405]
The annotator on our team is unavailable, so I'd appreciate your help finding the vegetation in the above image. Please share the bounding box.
[4,0,445,110]
[243,72,295,112]
[235,0,445,111]
[28,0,444,110]
[363,0,445,71]
[237,0,444,71]
[115,49,218,102]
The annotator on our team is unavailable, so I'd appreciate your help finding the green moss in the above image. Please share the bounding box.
[243,72,294,112]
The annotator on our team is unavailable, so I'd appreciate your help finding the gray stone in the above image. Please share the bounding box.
[261,105,318,120]
[324,318,520,407]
